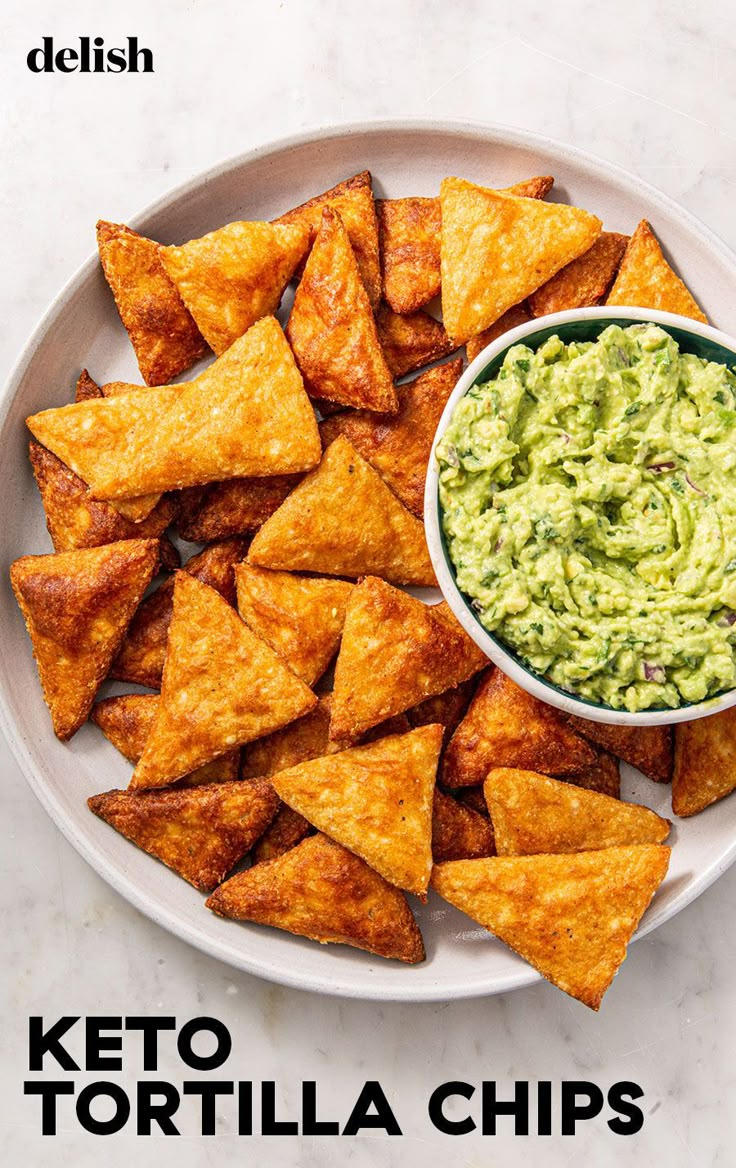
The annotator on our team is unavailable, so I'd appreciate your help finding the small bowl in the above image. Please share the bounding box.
[425,306,736,727]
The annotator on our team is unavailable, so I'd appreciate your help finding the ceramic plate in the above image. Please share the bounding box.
[3,120,736,1001]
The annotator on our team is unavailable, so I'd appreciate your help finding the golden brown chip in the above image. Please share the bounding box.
[92,693,240,785]
[131,573,316,789]
[111,537,248,689]
[207,833,424,962]
[253,806,315,863]
[407,678,477,743]
[561,750,621,799]
[176,474,301,542]
[320,358,462,517]
[457,787,490,817]
[241,693,338,779]
[566,715,673,784]
[10,540,159,740]
[29,441,178,562]
[286,208,397,413]
[89,779,278,891]
[271,724,443,896]
[465,303,532,364]
[274,171,382,308]
[485,767,670,856]
[248,436,435,586]
[431,845,670,1009]
[432,789,496,863]
[160,220,309,355]
[672,708,736,816]
[375,304,455,378]
[97,220,209,384]
[331,578,488,742]
[75,369,103,402]
[440,178,602,344]
[606,219,707,322]
[235,563,353,686]
[441,668,596,787]
[529,232,629,317]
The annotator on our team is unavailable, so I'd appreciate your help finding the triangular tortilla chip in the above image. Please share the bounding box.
[235,563,352,686]
[431,845,670,1008]
[207,833,424,962]
[75,369,102,402]
[160,220,309,355]
[529,232,629,317]
[407,678,477,744]
[606,219,707,322]
[131,573,316,789]
[112,537,247,688]
[253,806,315,863]
[432,788,495,863]
[440,178,602,343]
[176,474,301,542]
[458,787,491,817]
[377,177,553,315]
[29,441,178,566]
[97,220,209,384]
[269,724,442,895]
[465,302,532,363]
[561,750,621,799]
[89,779,278,891]
[10,539,159,739]
[672,708,736,817]
[485,768,670,856]
[286,208,397,413]
[92,693,240,786]
[242,693,338,779]
[441,668,596,787]
[330,578,488,742]
[566,716,673,784]
[375,304,455,378]
[248,436,435,586]
[274,171,382,308]
[320,358,462,516]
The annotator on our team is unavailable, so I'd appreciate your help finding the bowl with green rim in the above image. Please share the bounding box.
[425,305,736,727]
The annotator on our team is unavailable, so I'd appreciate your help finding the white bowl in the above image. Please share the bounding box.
[425,305,736,727]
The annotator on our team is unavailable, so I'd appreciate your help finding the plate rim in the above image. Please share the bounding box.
[3,117,736,1002]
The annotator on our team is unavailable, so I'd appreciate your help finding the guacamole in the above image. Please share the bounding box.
[437,323,736,712]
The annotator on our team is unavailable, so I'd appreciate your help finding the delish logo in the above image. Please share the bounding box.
[27,36,154,73]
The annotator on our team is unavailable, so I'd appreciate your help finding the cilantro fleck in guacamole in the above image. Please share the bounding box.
[437,323,736,712]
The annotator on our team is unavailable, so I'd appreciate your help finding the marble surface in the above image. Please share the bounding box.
[2,0,736,1163]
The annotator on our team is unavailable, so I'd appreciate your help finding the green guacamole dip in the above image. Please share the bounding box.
[437,323,736,712]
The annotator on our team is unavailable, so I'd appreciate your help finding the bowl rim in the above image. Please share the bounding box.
[425,304,736,727]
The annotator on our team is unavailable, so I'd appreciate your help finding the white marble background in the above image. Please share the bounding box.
[2,1,736,1164]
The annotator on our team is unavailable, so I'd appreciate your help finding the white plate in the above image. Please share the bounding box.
[2,120,736,1002]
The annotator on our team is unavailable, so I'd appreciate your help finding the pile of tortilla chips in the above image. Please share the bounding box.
[12,165,723,1008]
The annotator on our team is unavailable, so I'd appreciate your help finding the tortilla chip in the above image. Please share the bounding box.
[91,693,240,785]
[407,678,477,743]
[270,724,442,896]
[465,303,532,364]
[89,779,278,891]
[253,806,315,863]
[320,358,462,516]
[431,845,670,1009]
[485,768,669,857]
[207,833,424,962]
[176,474,301,542]
[248,436,435,586]
[29,441,178,568]
[331,578,488,742]
[375,304,455,379]
[440,178,602,344]
[441,668,596,787]
[529,232,629,317]
[235,563,352,686]
[274,171,382,308]
[76,318,321,499]
[672,708,736,816]
[606,219,707,323]
[286,208,397,413]
[111,537,247,688]
[457,787,490,817]
[432,789,496,863]
[242,693,337,778]
[562,750,621,799]
[131,573,316,789]
[97,220,209,384]
[160,220,309,355]
[10,539,159,740]
[566,716,673,784]
[75,369,102,402]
